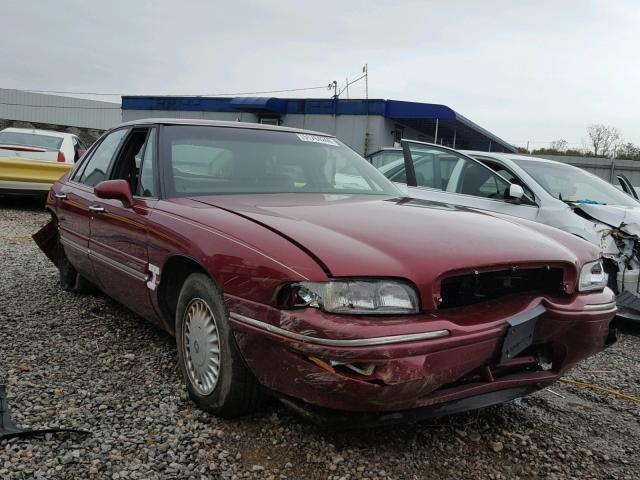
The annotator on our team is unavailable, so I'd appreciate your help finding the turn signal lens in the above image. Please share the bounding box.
[578,260,607,292]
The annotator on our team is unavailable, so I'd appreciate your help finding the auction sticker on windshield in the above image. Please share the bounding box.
[296,134,339,146]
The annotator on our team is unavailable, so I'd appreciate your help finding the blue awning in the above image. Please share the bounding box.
[229,97,287,114]
[385,100,515,152]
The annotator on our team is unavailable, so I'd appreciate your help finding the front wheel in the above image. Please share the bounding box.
[175,273,263,417]
[57,240,92,293]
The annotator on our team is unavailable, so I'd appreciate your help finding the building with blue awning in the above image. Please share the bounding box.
[121,96,515,156]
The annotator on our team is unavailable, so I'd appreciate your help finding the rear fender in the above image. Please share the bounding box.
[32,219,58,266]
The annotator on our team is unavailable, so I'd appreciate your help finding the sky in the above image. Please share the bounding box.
[2,0,640,149]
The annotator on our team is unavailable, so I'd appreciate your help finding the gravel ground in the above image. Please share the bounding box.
[1,198,639,480]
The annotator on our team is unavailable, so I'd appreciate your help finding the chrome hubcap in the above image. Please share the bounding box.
[183,298,221,395]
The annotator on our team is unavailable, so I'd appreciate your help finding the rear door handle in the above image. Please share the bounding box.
[54,193,67,199]
[88,205,105,213]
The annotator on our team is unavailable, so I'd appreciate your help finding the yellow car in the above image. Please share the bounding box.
[0,128,87,196]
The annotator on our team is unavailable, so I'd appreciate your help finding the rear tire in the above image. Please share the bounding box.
[175,273,263,417]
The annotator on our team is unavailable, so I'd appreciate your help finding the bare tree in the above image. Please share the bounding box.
[549,139,568,152]
[587,124,621,157]
[617,142,640,160]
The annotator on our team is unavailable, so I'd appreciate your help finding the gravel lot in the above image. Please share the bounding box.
[1,198,639,480]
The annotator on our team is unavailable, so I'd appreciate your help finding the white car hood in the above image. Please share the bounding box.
[572,203,640,236]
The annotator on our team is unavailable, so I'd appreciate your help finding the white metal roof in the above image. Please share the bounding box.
[0,88,120,130]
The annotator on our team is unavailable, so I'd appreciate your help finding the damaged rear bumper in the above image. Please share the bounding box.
[228,290,616,414]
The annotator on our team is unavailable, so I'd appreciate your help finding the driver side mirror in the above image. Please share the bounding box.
[95,179,134,208]
[506,184,524,203]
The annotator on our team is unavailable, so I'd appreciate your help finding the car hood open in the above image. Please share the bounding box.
[571,202,640,236]
[190,194,591,297]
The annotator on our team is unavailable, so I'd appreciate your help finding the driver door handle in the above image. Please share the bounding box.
[54,193,67,199]
[88,205,105,214]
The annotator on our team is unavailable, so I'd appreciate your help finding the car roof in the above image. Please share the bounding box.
[462,150,564,165]
[116,118,333,137]
[0,127,73,138]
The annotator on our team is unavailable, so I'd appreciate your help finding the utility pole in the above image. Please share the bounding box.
[364,64,368,101]
[332,80,338,99]
[364,64,370,156]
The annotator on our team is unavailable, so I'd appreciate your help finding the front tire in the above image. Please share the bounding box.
[57,241,92,293]
[175,273,263,417]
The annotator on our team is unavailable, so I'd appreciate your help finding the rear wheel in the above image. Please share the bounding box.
[175,273,263,417]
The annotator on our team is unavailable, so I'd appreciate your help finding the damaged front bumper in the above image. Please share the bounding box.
[570,202,640,320]
[227,289,616,416]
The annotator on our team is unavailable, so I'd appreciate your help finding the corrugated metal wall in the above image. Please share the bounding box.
[0,88,120,130]
[535,155,640,186]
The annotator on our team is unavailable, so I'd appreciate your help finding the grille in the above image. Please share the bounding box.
[438,267,565,309]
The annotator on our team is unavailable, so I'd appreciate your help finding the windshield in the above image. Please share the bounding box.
[163,125,400,197]
[515,159,638,207]
[0,131,63,150]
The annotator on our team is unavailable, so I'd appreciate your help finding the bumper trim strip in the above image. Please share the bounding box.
[583,301,617,311]
[229,312,451,346]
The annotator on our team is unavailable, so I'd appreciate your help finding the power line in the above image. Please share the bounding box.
[206,85,331,96]
[19,90,122,97]
[14,84,332,98]
[337,73,366,97]
[0,101,120,110]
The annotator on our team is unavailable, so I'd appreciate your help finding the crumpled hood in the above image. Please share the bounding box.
[191,194,591,305]
[572,203,640,236]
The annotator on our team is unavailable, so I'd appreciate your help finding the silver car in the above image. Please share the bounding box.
[372,141,640,320]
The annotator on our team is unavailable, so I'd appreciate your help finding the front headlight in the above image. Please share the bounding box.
[578,260,608,292]
[275,279,420,315]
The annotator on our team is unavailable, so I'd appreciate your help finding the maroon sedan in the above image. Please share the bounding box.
[34,119,616,423]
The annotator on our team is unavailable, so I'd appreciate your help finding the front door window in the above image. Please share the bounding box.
[402,141,512,200]
[77,129,128,187]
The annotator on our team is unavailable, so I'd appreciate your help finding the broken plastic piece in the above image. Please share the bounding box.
[500,305,544,363]
[0,385,91,440]
[328,360,376,376]
[308,356,336,374]
[32,220,58,266]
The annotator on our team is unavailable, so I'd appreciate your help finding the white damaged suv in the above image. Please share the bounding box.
[372,141,640,320]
